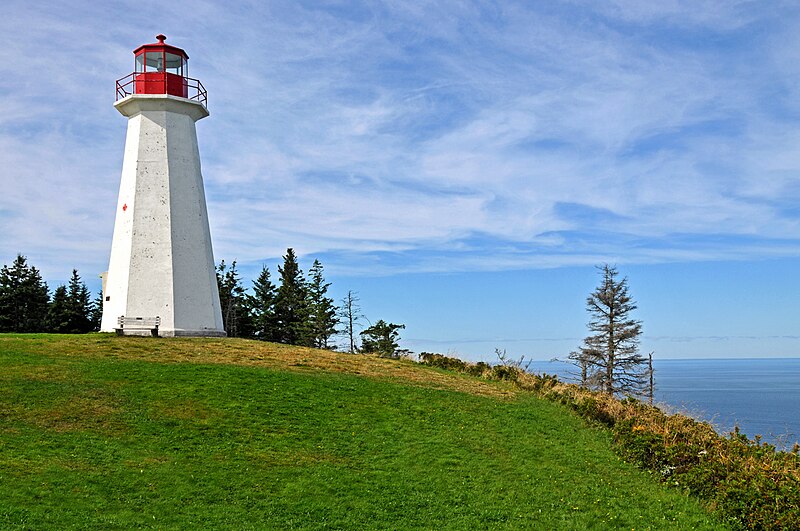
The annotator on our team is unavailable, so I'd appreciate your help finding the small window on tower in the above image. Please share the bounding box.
[135,54,145,73]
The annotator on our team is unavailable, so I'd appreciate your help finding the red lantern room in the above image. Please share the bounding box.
[133,34,188,97]
[116,34,207,106]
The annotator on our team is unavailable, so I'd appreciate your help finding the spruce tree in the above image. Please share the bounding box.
[66,269,93,333]
[569,264,647,397]
[274,248,310,345]
[89,293,103,332]
[216,260,251,338]
[306,259,338,349]
[47,285,70,333]
[0,254,50,332]
[47,270,93,333]
[247,265,278,341]
[360,320,405,358]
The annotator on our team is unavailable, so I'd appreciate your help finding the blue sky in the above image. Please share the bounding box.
[1,1,799,360]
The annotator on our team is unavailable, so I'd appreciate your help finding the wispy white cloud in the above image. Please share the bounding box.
[2,0,800,282]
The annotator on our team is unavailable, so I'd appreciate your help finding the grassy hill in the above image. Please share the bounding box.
[0,334,725,529]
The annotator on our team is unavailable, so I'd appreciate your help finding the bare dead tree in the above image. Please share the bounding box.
[495,348,533,372]
[648,351,655,406]
[339,290,364,353]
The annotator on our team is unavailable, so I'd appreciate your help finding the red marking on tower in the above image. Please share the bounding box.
[123,203,128,212]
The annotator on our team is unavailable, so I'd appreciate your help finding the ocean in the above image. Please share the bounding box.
[525,358,800,450]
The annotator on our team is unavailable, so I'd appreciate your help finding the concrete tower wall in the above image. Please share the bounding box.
[100,95,225,336]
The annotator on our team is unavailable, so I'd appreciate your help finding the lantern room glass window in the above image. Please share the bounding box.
[165,53,184,76]
[134,51,187,75]
[145,52,164,72]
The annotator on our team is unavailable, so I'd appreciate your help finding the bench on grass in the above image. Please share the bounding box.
[115,316,160,337]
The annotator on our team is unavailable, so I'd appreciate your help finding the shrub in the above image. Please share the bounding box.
[419,352,467,372]
[527,372,559,392]
[418,353,495,379]
[491,364,520,382]
[466,361,490,377]
[575,396,615,427]
[614,419,668,470]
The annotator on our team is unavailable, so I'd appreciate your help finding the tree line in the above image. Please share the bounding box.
[0,255,99,333]
[0,251,406,357]
[216,248,339,347]
[216,248,405,356]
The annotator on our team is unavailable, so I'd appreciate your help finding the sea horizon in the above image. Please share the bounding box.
[525,357,800,450]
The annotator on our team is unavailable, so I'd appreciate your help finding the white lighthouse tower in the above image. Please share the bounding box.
[100,35,225,337]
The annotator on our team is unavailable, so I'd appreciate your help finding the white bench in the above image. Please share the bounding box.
[115,316,160,337]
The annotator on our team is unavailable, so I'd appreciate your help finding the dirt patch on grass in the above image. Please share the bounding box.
[35,390,125,434]
[0,363,73,382]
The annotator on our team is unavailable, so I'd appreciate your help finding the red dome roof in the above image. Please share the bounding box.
[133,34,188,60]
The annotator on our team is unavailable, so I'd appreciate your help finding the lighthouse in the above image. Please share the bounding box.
[100,35,225,337]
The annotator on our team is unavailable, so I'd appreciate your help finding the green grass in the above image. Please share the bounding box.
[0,334,726,529]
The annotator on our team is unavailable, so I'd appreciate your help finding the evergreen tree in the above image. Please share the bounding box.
[89,293,103,332]
[216,260,251,338]
[247,265,278,341]
[360,320,405,358]
[306,259,339,349]
[274,248,310,345]
[47,285,70,333]
[569,265,647,397]
[0,254,50,332]
[47,270,93,333]
[65,269,93,333]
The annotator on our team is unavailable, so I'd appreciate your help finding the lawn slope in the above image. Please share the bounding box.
[0,334,725,529]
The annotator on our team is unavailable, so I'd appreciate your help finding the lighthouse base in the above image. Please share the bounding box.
[169,329,228,338]
[115,329,228,338]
